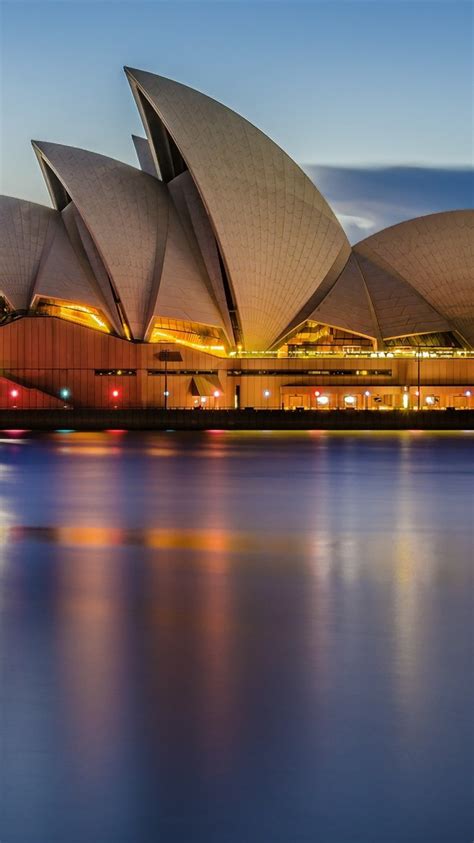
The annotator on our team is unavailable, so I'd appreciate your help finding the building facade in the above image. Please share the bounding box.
[0,68,473,410]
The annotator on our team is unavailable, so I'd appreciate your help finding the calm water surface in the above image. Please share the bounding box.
[0,430,472,842]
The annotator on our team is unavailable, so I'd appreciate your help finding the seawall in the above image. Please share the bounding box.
[0,409,472,431]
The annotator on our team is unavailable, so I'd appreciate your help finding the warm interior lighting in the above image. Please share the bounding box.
[34,297,112,333]
[149,318,227,356]
[277,321,374,358]
[344,395,356,404]
[316,395,329,405]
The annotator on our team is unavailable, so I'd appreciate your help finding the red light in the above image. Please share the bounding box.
[314,390,320,397]
[10,389,19,399]
[112,389,119,399]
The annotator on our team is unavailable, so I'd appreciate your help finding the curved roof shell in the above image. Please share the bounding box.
[1,74,472,354]
[125,68,351,351]
[132,135,158,178]
[308,254,379,340]
[0,197,56,310]
[168,170,236,342]
[33,213,109,314]
[32,141,170,340]
[354,210,474,345]
[151,199,227,335]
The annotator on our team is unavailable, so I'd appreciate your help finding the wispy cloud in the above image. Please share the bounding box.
[305,166,474,243]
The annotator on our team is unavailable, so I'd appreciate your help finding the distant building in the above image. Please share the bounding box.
[0,68,472,410]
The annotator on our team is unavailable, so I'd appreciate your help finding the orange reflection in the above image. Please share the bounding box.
[56,550,126,774]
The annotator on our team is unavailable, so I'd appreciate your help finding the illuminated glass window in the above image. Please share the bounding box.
[147,369,218,375]
[148,317,227,356]
[277,321,374,357]
[385,332,461,349]
[95,369,136,376]
[227,368,392,377]
[34,297,112,334]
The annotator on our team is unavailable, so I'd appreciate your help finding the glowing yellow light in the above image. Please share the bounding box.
[150,329,226,355]
[35,299,111,333]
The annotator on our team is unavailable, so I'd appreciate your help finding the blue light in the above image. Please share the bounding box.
[60,387,71,400]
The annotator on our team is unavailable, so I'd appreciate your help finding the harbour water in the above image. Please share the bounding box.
[0,431,472,842]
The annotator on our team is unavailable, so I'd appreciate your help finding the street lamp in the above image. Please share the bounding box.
[364,390,370,410]
[10,388,19,408]
[417,351,421,410]
[163,350,169,409]
[263,389,270,407]
[157,347,183,409]
[60,387,71,407]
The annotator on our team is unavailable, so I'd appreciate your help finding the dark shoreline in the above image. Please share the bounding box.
[0,408,473,431]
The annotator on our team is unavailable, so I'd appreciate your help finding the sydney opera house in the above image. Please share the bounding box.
[0,67,472,410]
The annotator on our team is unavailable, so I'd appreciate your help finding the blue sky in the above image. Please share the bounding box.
[1,0,472,239]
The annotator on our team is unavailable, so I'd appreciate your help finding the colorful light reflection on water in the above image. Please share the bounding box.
[0,431,472,842]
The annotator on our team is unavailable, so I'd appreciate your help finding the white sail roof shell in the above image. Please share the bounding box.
[355,211,474,345]
[33,141,169,339]
[126,68,351,350]
[0,197,55,310]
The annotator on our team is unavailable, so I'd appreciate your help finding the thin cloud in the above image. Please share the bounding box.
[305,165,474,243]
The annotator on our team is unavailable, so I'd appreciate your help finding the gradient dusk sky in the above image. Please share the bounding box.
[1,0,472,240]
